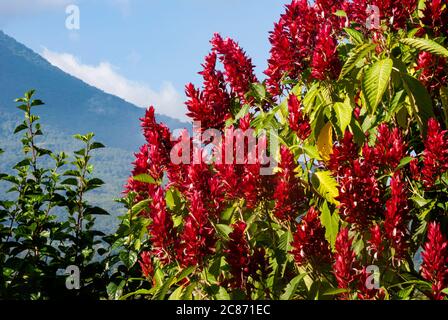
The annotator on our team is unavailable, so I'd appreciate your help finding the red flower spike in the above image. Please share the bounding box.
[211,33,258,103]
[224,221,251,289]
[288,94,311,140]
[421,118,448,188]
[334,228,357,295]
[291,207,332,268]
[274,145,305,221]
[421,222,448,300]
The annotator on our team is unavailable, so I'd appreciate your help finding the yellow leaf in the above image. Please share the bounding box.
[317,122,333,161]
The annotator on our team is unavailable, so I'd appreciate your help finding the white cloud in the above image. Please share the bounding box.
[42,48,187,121]
[0,0,72,15]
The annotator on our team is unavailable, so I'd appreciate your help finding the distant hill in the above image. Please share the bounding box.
[0,30,187,151]
[0,30,189,232]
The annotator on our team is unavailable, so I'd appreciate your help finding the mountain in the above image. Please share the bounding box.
[0,30,187,151]
[0,30,188,232]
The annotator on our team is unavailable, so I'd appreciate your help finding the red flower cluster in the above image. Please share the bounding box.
[211,33,258,103]
[368,224,383,260]
[274,145,305,221]
[347,0,418,31]
[139,251,154,279]
[185,52,232,130]
[291,207,332,268]
[329,132,382,228]
[374,123,407,170]
[420,0,448,37]
[421,222,448,300]
[126,106,173,199]
[414,118,448,188]
[147,187,176,265]
[416,51,447,93]
[224,221,251,289]
[265,0,343,95]
[287,94,311,140]
[334,228,357,295]
[311,24,341,81]
[177,191,216,267]
[384,172,409,263]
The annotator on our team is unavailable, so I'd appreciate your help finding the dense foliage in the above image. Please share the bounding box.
[1,0,448,300]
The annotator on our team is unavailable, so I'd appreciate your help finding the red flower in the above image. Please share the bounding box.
[384,171,409,263]
[265,0,318,95]
[328,130,359,176]
[224,221,251,289]
[291,207,332,268]
[374,124,407,169]
[334,228,357,295]
[311,23,341,81]
[416,51,447,93]
[177,191,216,267]
[185,52,232,130]
[421,118,448,188]
[368,224,383,261]
[420,0,448,37]
[421,222,448,300]
[147,187,176,265]
[274,145,305,221]
[288,94,311,140]
[211,33,258,103]
[139,251,154,279]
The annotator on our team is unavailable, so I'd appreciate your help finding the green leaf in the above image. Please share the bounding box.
[362,58,393,114]
[154,275,176,300]
[400,38,448,58]
[14,123,28,134]
[301,145,322,161]
[323,288,350,296]
[280,273,307,300]
[320,201,340,250]
[344,28,365,45]
[168,286,185,300]
[90,142,106,150]
[133,173,156,184]
[130,199,150,216]
[339,43,376,79]
[440,86,448,127]
[397,156,414,169]
[333,99,352,133]
[278,230,293,252]
[215,287,231,300]
[250,82,266,101]
[84,206,109,216]
[119,251,138,269]
[216,224,233,238]
[312,171,339,205]
[401,73,434,132]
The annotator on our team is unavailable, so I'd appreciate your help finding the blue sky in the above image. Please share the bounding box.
[0,0,291,120]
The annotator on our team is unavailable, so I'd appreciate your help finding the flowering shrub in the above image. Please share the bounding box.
[112,0,448,300]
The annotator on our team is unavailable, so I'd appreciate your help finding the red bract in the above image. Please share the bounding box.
[185,52,232,130]
[224,221,251,289]
[374,124,407,170]
[328,130,359,176]
[211,33,258,103]
[265,0,318,95]
[420,118,448,188]
[347,0,418,31]
[384,172,409,263]
[416,51,447,92]
[368,224,383,261]
[288,94,311,140]
[139,251,154,279]
[291,207,332,268]
[177,191,216,267]
[311,24,341,81]
[274,145,305,221]
[334,228,357,296]
[330,134,382,228]
[147,187,175,265]
[357,266,386,300]
[421,222,448,300]
[420,0,448,37]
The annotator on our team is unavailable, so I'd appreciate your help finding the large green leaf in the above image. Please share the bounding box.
[362,58,393,114]
[400,38,448,58]
[320,201,340,250]
[312,171,339,205]
[339,43,376,79]
[401,73,434,132]
[280,273,307,300]
[333,98,352,133]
